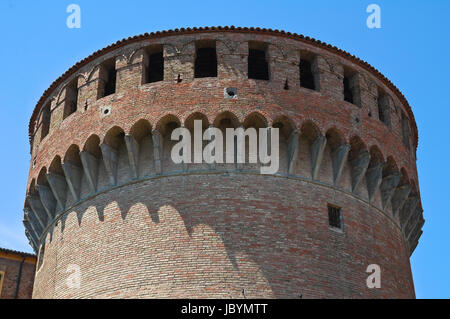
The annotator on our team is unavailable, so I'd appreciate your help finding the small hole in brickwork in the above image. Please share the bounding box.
[284,79,289,90]
[104,109,109,115]
[368,112,372,117]
[177,74,182,83]
[225,88,237,99]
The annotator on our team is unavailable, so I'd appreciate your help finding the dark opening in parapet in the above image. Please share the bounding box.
[377,88,391,127]
[343,76,353,104]
[248,42,269,80]
[401,112,411,149]
[145,46,164,83]
[300,58,315,90]
[40,103,51,141]
[343,67,361,107]
[63,78,78,119]
[195,41,217,78]
[102,59,116,98]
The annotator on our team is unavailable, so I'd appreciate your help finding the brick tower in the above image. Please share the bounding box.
[23,27,423,299]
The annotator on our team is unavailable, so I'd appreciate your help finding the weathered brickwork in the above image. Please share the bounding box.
[0,249,36,299]
[23,27,423,299]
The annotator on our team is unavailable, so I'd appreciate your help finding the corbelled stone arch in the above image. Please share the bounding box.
[184,112,209,172]
[28,178,36,195]
[320,127,350,186]
[26,170,49,234]
[366,145,385,203]
[399,180,420,232]
[24,178,43,250]
[295,120,323,179]
[155,114,181,136]
[391,168,413,217]
[213,111,240,171]
[242,112,269,172]
[48,156,64,176]
[155,114,182,174]
[102,126,127,187]
[82,135,101,159]
[79,135,102,198]
[380,156,401,212]
[62,144,83,206]
[129,119,152,141]
[47,156,67,212]
[272,115,297,175]
[127,119,154,178]
[243,111,268,129]
[36,167,56,223]
[213,111,240,129]
[348,136,370,195]
[184,112,209,130]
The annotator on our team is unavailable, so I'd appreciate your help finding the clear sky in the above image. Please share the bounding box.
[0,0,448,298]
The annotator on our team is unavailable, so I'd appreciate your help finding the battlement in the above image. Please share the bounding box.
[29,27,418,155]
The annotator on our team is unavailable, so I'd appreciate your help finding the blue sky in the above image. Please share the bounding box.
[0,0,448,298]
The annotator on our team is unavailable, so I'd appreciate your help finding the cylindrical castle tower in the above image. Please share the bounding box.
[23,27,424,299]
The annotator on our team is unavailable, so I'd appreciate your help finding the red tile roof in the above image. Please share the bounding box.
[0,247,36,258]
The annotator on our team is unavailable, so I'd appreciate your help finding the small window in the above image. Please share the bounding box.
[63,78,78,119]
[37,244,45,271]
[343,69,361,107]
[248,42,269,80]
[0,271,4,297]
[328,205,342,229]
[377,90,391,127]
[300,58,316,90]
[195,41,217,78]
[343,77,353,103]
[401,112,411,149]
[144,46,164,83]
[40,103,51,141]
[100,59,116,98]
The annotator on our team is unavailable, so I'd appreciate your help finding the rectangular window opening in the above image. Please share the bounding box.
[377,89,391,127]
[328,205,342,229]
[195,41,217,78]
[40,103,51,141]
[343,68,361,107]
[145,46,164,83]
[401,112,411,149]
[248,42,269,80]
[63,78,78,119]
[101,59,116,98]
[300,56,316,90]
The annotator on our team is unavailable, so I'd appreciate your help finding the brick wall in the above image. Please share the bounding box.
[0,251,36,299]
